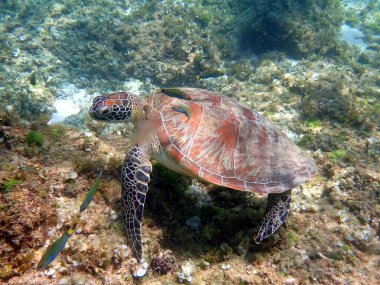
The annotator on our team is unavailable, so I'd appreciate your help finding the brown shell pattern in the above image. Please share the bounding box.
[151,88,316,194]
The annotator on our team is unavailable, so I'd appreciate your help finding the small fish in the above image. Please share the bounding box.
[37,227,75,270]
[172,105,191,119]
[79,174,101,213]
[195,69,225,80]
[159,88,192,100]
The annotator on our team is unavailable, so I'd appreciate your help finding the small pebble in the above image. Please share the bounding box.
[110,211,118,220]
[65,171,78,180]
[44,268,55,276]
[84,146,92,152]
[221,263,231,270]
[285,277,297,284]
[181,261,194,275]
[177,272,192,283]
[246,265,256,275]
[120,246,130,259]
[177,261,194,283]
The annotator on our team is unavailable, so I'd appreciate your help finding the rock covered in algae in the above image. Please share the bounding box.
[0,160,56,279]
[237,0,344,56]
[150,250,176,275]
[301,72,355,122]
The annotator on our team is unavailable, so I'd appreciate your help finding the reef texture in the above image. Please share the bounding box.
[0,0,379,284]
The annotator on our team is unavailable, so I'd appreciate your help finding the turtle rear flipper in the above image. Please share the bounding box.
[255,190,291,243]
[121,145,152,262]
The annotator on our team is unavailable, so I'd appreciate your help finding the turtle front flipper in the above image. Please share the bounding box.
[254,190,291,243]
[121,145,152,262]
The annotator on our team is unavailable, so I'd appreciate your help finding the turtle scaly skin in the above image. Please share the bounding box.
[121,145,152,262]
[255,190,291,243]
[89,88,316,262]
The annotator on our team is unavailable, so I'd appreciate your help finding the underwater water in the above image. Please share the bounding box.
[0,0,379,284]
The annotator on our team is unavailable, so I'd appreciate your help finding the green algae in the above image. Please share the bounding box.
[26,130,43,147]
[341,244,351,252]
[2,179,22,193]
[306,119,321,129]
[336,132,348,143]
[286,230,299,247]
[110,221,124,234]
[327,251,345,261]
[195,10,213,27]
[297,134,313,148]
[328,149,346,160]
[239,278,249,285]
[46,124,66,140]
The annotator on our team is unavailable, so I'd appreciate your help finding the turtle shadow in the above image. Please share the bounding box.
[143,164,279,262]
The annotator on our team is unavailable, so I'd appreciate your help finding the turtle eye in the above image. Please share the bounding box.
[102,109,110,115]
[96,106,111,118]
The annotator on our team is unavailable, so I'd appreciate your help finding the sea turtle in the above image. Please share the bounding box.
[89,87,316,262]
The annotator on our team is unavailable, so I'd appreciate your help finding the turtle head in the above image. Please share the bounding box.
[90,92,142,122]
